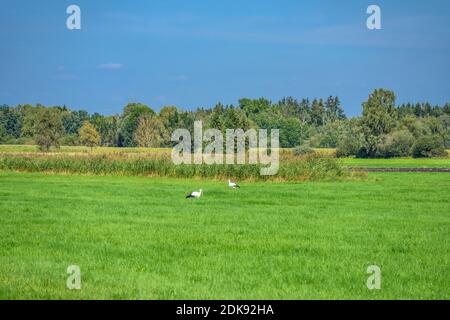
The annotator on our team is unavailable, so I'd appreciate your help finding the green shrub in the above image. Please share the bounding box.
[376,130,414,158]
[281,153,349,181]
[0,125,5,143]
[336,137,361,158]
[61,134,79,146]
[412,135,447,158]
[1,136,34,145]
[293,144,315,156]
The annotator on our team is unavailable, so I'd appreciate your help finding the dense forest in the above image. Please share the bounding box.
[1,89,449,158]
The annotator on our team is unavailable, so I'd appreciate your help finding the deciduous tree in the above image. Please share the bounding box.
[360,89,397,157]
[134,115,168,148]
[35,109,64,151]
[79,121,101,150]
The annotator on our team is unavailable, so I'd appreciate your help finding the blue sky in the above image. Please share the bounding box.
[1,0,449,116]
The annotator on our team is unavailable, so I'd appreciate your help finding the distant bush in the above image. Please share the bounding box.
[336,137,361,158]
[0,125,5,143]
[281,153,350,181]
[412,135,447,158]
[293,144,315,156]
[0,136,34,145]
[376,130,414,158]
[61,134,79,146]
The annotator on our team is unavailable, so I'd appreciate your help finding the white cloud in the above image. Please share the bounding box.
[97,63,123,70]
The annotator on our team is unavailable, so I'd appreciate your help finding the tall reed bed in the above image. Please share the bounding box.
[0,152,356,181]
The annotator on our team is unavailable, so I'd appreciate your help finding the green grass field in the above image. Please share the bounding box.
[341,157,450,168]
[0,171,449,299]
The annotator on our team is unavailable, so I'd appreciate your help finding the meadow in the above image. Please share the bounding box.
[341,157,450,168]
[0,145,449,299]
[0,171,449,299]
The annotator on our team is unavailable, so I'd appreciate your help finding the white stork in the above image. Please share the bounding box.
[228,180,240,189]
[186,189,203,199]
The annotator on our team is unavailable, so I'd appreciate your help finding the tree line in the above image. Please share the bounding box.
[0,89,449,157]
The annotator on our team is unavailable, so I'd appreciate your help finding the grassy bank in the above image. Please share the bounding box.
[0,153,352,182]
[0,144,169,154]
[0,171,448,299]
